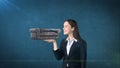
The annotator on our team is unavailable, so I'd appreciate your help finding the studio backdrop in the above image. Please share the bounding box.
[0,0,120,68]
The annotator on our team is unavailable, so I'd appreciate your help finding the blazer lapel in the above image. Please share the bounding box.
[64,40,68,56]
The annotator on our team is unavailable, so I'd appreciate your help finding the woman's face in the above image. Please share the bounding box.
[63,21,74,35]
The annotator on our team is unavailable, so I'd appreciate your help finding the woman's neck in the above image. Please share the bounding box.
[68,33,74,40]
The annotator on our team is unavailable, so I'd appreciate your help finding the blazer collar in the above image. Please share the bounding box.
[66,37,77,42]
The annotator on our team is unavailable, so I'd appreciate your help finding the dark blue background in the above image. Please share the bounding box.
[0,0,120,68]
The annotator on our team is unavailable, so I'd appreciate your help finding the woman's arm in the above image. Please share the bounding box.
[44,39,64,60]
[44,39,58,51]
[80,40,87,68]
[52,40,58,51]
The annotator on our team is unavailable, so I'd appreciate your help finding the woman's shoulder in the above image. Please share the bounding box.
[77,39,87,48]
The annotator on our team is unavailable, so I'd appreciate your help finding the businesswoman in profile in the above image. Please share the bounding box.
[45,19,87,68]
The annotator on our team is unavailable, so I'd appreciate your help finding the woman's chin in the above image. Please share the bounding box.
[63,33,68,35]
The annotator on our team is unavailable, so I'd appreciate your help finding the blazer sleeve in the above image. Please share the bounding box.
[53,39,64,60]
[80,40,87,68]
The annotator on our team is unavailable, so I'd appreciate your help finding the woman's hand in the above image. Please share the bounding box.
[44,39,58,51]
[44,39,56,43]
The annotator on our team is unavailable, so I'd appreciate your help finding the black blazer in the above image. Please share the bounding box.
[53,39,87,68]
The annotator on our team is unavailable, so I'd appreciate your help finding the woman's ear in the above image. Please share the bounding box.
[72,27,75,31]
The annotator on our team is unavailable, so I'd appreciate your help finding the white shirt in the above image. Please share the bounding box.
[66,38,77,67]
[66,38,77,55]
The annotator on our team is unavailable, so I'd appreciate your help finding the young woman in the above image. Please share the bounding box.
[45,19,87,68]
